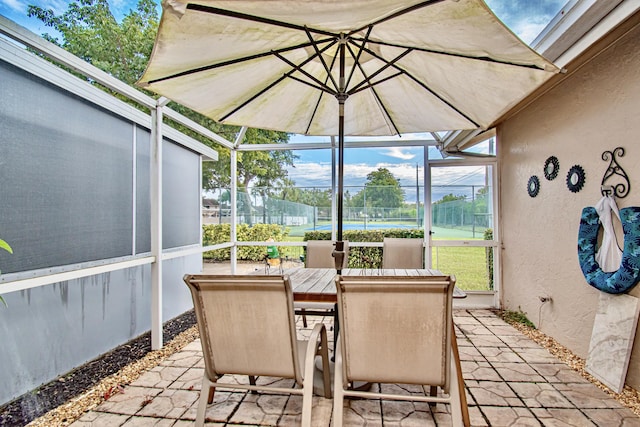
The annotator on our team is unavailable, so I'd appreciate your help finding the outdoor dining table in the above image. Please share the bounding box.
[280,267,467,303]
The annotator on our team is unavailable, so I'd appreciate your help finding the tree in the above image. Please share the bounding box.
[433,193,467,205]
[29,0,298,220]
[358,167,404,209]
[204,128,297,224]
[28,0,158,85]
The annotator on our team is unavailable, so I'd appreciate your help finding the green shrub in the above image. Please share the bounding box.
[484,228,494,290]
[303,229,424,268]
[203,224,289,261]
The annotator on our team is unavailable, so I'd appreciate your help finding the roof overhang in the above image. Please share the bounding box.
[440,0,640,154]
[489,0,640,130]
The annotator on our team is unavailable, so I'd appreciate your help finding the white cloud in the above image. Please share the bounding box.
[381,147,416,160]
[1,0,25,13]
[287,162,332,187]
[509,18,552,44]
[484,0,566,44]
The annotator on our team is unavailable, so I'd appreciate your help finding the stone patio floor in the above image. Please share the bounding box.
[68,263,640,426]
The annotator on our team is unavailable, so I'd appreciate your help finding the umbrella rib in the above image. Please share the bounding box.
[344,26,373,91]
[146,38,334,84]
[305,49,340,135]
[356,44,480,128]
[287,74,337,96]
[273,51,337,96]
[346,42,412,94]
[305,27,340,93]
[361,39,547,71]
[219,76,288,122]
[349,0,446,36]
[219,39,338,122]
[345,43,401,135]
[348,71,403,95]
[186,3,338,38]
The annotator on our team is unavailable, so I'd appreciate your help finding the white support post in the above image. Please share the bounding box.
[151,97,168,350]
[424,147,432,268]
[230,127,247,274]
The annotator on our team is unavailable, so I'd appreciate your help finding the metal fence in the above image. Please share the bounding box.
[204,185,492,234]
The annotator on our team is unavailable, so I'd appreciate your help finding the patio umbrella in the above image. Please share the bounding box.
[138,0,559,270]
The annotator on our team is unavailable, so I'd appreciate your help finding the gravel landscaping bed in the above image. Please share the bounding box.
[0,310,197,427]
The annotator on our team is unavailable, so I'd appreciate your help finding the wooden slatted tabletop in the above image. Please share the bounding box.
[278,268,466,302]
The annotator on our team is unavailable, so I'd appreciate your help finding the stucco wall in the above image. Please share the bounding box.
[499,17,640,388]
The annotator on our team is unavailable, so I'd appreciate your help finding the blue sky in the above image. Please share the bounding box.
[0,0,567,200]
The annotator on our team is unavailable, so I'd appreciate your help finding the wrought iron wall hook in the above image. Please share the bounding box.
[601,147,630,198]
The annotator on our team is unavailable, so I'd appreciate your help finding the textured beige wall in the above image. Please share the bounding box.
[499,18,640,387]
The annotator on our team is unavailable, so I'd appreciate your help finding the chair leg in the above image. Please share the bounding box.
[318,325,332,398]
[249,375,258,394]
[301,371,314,427]
[451,325,470,427]
[332,338,344,427]
[449,346,468,427]
[301,308,308,328]
[197,377,212,427]
[207,385,215,404]
[429,385,438,408]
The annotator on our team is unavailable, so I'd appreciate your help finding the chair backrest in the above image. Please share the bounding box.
[336,275,455,390]
[382,238,424,269]
[183,274,302,383]
[305,240,349,268]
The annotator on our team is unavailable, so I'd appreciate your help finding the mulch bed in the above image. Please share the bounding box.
[0,310,196,427]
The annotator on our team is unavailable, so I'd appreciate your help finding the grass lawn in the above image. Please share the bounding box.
[431,246,492,291]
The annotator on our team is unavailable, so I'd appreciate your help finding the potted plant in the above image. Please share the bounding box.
[0,238,12,306]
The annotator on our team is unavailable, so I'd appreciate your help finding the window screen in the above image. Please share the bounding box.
[0,61,134,273]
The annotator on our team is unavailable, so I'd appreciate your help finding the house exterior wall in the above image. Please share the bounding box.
[499,15,640,388]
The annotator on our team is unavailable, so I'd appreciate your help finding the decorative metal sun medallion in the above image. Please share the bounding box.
[566,165,586,193]
[544,156,559,180]
[528,175,540,197]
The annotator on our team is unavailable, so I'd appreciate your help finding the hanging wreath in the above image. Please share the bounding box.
[566,165,586,193]
[543,156,559,180]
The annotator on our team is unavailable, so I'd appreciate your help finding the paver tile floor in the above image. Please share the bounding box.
[69,309,640,426]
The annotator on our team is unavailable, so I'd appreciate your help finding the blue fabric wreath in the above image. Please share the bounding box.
[578,206,640,294]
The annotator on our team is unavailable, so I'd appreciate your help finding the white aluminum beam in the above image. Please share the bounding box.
[237,138,438,152]
[0,257,155,295]
[150,99,166,350]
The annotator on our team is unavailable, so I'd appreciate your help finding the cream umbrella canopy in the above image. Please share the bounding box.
[138,0,559,270]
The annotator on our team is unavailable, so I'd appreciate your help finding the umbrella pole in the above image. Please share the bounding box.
[334,37,347,273]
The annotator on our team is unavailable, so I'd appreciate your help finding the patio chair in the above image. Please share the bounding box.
[382,237,424,269]
[305,240,350,269]
[296,240,350,327]
[333,274,468,427]
[183,274,331,427]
